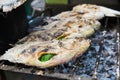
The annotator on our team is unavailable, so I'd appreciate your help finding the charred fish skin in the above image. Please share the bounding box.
[16,16,101,44]
[51,10,105,20]
[51,11,77,20]
[0,38,91,68]
[2,4,120,68]
[16,27,68,44]
[0,41,51,63]
[38,39,91,68]
[73,4,120,17]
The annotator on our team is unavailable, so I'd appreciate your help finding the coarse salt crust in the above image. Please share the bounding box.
[0,0,26,12]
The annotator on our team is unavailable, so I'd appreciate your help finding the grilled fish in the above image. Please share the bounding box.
[73,4,120,17]
[16,17,100,44]
[0,38,90,68]
[52,4,120,20]
[0,0,26,12]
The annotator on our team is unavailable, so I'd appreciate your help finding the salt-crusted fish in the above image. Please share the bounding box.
[0,38,90,68]
[0,0,26,12]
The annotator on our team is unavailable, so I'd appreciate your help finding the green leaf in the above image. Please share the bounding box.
[39,54,56,62]
[56,34,68,40]
[46,0,68,5]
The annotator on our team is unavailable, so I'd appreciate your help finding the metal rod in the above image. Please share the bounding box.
[0,17,119,80]
[92,18,108,79]
[116,17,120,80]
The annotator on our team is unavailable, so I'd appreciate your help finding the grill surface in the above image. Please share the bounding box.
[0,17,120,80]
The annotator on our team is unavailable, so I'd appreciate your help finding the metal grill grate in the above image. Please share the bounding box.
[116,17,120,80]
[0,17,120,80]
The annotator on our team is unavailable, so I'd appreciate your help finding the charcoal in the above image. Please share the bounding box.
[0,17,119,80]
